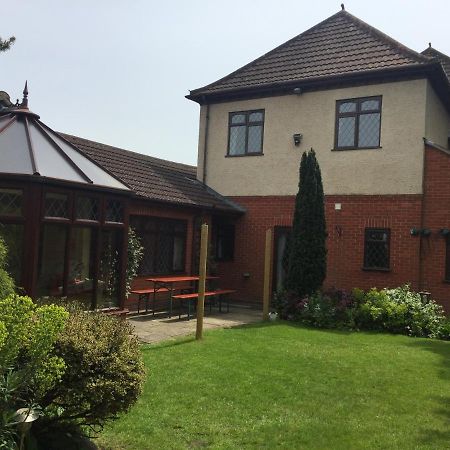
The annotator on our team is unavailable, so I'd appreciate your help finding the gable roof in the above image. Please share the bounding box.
[188,9,443,103]
[422,46,450,82]
[62,134,244,214]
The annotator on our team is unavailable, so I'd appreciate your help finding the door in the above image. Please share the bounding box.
[273,226,291,293]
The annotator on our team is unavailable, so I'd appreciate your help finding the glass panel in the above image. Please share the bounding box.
[358,113,380,147]
[0,223,24,285]
[105,200,123,223]
[230,114,246,124]
[229,126,246,155]
[248,126,263,153]
[97,229,122,309]
[339,102,357,113]
[365,229,389,269]
[156,234,172,273]
[249,112,263,122]
[37,224,67,297]
[45,193,69,219]
[361,99,380,111]
[337,117,356,147]
[173,235,185,271]
[76,197,99,221]
[66,227,96,309]
[0,188,22,217]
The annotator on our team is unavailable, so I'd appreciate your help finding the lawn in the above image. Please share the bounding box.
[98,322,449,450]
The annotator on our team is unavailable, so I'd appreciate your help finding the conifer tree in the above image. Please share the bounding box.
[0,36,15,52]
[284,149,327,297]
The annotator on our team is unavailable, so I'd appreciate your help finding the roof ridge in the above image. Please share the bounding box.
[422,46,450,61]
[60,133,196,173]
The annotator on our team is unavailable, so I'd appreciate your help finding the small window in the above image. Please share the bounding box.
[364,228,390,270]
[228,110,264,156]
[0,188,22,217]
[76,196,99,221]
[335,97,381,150]
[105,200,123,223]
[215,223,235,261]
[44,193,69,219]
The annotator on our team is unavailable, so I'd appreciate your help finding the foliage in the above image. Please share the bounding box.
[439,318,450,340]
[126,227,144,297]
[36,305,145,436]
[0,237,14,301]
[0,295,68,448]
[284,149,326,299]
[0,37,15,53]
[275,284,447,339]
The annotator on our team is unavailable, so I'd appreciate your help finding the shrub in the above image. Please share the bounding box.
[36,304,145,437]
[0,236,14,300]
[439,319,450,340]
[126,228,144,297]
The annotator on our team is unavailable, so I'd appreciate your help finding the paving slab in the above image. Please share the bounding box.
[128,307,262,344]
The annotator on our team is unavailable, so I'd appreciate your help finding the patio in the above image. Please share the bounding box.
[129,306,262,343]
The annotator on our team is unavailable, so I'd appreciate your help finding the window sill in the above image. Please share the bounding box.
[332,146,382,151]
[362,267,390,272]
[225,153,264,158]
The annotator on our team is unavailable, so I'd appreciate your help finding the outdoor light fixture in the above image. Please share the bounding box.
[440,228,450,236]
[242,272,250,279]
[293,133,303,146]
[293,87,302,95]
[410,228,420,236]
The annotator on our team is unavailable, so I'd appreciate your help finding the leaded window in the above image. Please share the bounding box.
[76,196,99,221]
[105,200,123,223]
[0,188,22,217]
[364,228,390,270]
[335,97,382,149]
[228,110,264,156]
[44,193,69,219]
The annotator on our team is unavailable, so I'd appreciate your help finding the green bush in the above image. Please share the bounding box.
[0,236,14,300]
[36,305,145,437]
[439,319,450,340]
[0,295,68,449]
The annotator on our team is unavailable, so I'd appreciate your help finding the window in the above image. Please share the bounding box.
[228,110,264,156]
[364,228,390,270]
[44,193,69,219]
[130,216,187,275]
[0,188,22,217]
[105,200,123,223]
[335,97,381,150]
[76,196,99,221]
[214,222,235,261]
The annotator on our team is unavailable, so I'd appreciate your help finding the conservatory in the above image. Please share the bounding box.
[0,86,131,309]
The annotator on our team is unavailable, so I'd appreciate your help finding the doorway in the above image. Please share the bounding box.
[273,226,291,293]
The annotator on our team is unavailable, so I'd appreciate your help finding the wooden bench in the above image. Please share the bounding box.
[172,289,236,319]
[130,288,169,314]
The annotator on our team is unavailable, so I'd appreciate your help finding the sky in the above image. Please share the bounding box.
[2,0,449,165]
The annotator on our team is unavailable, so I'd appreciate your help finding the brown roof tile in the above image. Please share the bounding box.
[62,134,244,213]
[188,10,436,101]
[422,46,450,82]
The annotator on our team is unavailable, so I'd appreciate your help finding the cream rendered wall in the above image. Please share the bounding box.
[197,79,429,196]
[425,81,450,148]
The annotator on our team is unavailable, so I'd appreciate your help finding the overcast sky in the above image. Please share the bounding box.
[2,0,449,165]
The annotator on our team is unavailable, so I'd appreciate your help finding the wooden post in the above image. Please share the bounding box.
[196,223,208,340]
[262,228,272,320]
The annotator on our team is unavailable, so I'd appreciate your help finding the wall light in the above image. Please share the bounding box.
[440,228,450,236]
[293,133,303,146]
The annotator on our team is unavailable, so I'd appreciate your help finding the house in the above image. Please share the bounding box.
[0,88,243,311]
[187,7,450,311]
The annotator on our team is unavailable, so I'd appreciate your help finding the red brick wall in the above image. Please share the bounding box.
[421,145,450,311]
[216,194,446,307]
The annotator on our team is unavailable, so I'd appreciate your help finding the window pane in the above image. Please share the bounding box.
[359,113,380,147]
[249,112,263,122]
[0,223,23,285]
[361,99,380,111]
[105,200,123,223]
[76,197,99,221]
[37,224,67,297]
[365,229,389,269]
[337,117,356,147]
[231,114,246,124]
[229,126,246,155]
[0,189,22,217]
[248,125,263,153]
[339,102,356,113]
[97,229,122,309]
[45,193,69,218]
[67,227,96,309]
[156,234,172,273]
[173,235,185,271]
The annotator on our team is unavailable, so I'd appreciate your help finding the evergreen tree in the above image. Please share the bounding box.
[0,36,15,52]
[284,149,327,298]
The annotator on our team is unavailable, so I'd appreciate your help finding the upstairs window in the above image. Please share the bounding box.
[335,96,382,150]
[227,110,264,156]
[364,228,390,271]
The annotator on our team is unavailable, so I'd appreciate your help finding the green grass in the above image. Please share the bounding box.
[98,323,450,450]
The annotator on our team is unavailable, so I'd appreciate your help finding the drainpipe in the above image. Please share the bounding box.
[418,143,428,291]
[202,97,210,184]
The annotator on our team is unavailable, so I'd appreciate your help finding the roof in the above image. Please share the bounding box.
[0,100,129,191]
[62,133,244,213]
[188,9,442,103]
[422,46,450,82]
